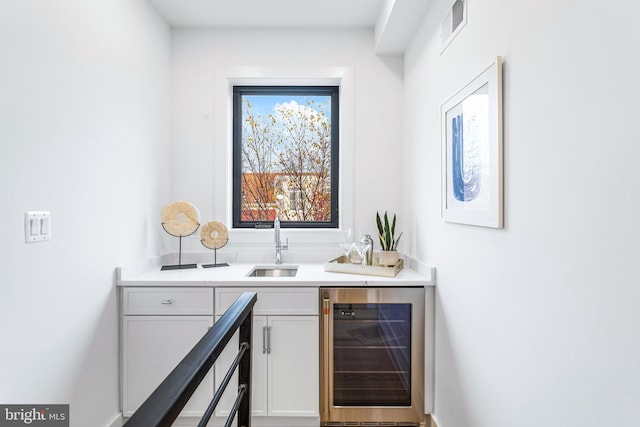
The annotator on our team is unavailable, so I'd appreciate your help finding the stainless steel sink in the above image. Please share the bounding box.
[246,265,298,277]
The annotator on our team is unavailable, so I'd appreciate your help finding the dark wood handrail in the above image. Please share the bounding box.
[124,291,257,427]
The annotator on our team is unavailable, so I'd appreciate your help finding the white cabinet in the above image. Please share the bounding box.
[267,315,319,416]
[120,285,320,425]
[214,288,319,419]
[121,287,215,417]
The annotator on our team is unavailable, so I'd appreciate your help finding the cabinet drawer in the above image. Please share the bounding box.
[215,287,318,316]
[123,287,214,315]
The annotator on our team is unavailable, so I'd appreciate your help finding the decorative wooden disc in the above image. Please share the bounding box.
[200,221,229,249]
[161,201,200,236]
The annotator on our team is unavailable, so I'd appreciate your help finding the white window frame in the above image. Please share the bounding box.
[212,66,355,246]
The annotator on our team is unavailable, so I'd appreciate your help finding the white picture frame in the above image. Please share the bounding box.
[441,56,503,228]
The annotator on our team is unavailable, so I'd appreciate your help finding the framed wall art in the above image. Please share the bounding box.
[441,56,503,228]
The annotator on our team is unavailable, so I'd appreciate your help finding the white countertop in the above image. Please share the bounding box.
[117,258,434,287]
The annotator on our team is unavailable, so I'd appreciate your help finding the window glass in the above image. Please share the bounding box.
[233,86,339,228]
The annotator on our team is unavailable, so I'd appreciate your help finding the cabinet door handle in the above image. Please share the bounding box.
[263,326,268,354]
[266,326,271,354]
[161,300,173,305]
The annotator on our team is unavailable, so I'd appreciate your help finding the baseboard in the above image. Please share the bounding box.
[118,414,430,427]
[428,413,441,427]
[106,413,122,427]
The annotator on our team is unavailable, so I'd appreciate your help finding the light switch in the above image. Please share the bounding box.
[30,218,40,236]
[40,217,49,235]
[25,211,51,243]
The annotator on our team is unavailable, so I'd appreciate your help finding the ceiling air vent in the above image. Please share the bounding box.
[440,0,467,53]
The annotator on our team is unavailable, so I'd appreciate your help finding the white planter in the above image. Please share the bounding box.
[378,250,400,266]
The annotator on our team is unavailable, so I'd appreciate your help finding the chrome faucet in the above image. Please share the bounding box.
[274,215,288,264]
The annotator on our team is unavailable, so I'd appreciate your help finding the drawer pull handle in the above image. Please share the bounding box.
[161,300,173,305]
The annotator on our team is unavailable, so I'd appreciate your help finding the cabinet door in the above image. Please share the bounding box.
[214,315,268,418]
[122,316,214,417]
[268,316,319,417]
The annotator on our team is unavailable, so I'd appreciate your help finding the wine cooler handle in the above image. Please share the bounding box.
[322,297,330,418]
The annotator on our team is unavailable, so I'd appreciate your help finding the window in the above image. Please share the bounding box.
[232,86,339,228]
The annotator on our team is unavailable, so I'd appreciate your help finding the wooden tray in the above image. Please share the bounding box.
[324,254,404,278]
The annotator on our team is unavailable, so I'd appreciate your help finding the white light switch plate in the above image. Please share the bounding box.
[25,211,51,243]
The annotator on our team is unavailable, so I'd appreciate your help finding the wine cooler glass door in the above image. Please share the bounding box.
[333,302,411,406]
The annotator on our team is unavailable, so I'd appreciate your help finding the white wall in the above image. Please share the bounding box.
[169,28,404,256]
[0,1,171,426]
[405,0,640,426]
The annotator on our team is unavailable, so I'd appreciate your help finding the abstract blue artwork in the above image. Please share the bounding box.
[451,113,481,202]
[441,57,503,228]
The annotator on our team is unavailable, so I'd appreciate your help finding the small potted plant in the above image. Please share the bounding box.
[376,211,403,266]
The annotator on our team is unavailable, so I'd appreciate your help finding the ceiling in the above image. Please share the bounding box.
[146,0,432,54]
[147,0,385,29]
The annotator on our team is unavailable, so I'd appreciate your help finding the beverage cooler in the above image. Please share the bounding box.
[320,287,425,426]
